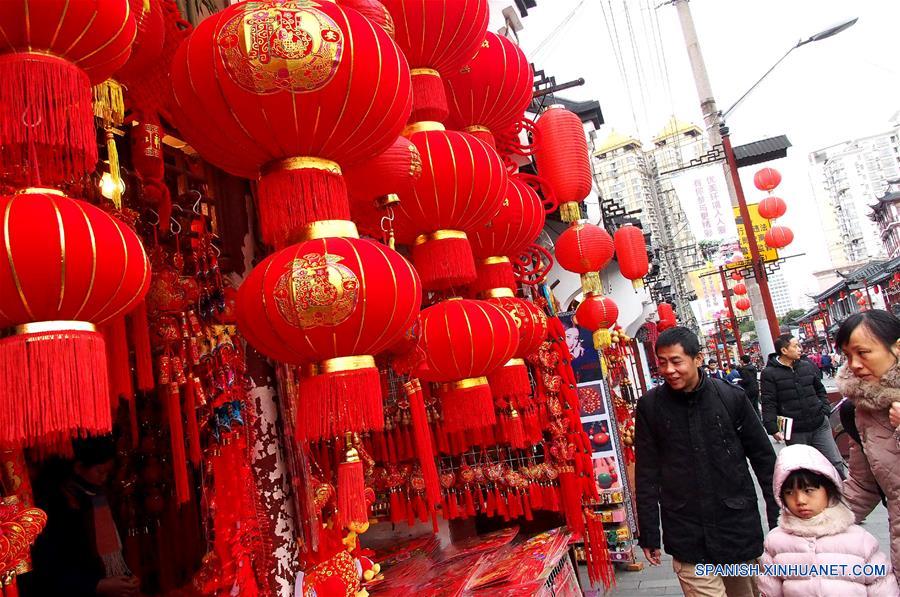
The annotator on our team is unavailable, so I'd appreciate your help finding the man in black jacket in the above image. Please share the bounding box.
[736,354,760,415]
[636,327,778,596]
[760,334,845,478]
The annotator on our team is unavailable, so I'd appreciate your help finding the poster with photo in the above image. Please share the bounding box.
[577,382,606,418]
[581,417,613,453]
[558,311,602,384]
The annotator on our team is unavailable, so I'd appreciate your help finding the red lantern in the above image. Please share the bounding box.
[758,196,787,220]
[485,294,547,400]
[170,1,412,247]
[391,128,507,290]
[614,224,649,284]
[819,302,827,310]
[754,167,781,192]
[731,271,744,282]
[444,32,533,147]
[533,106,592,222]
[381,0,489,123]
[337,0,395,37]
[764,226,794,249]
[575,295,619,348]
[555,222,614,274]
[0,0,136,186]
[857,297,868,307]
[732,283,748,296]
[735,298,752,311]
[117,0,166,81]
[469,176,546,294]
[419,299,518,433]
[236,234,422,441]
[0,191,150,447]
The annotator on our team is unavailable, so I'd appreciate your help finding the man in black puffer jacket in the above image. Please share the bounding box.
[761,333,845,477]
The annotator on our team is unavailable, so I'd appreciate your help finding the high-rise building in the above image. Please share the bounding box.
[766,269,794,316]
[810,119,900,267]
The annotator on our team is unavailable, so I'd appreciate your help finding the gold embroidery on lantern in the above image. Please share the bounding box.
[275,252,359,328]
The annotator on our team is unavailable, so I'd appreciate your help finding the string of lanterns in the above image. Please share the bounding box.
[754,167,794,250]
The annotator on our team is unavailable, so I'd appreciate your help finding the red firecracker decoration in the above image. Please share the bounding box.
[236,234,421,441]
[754,167,782,192]
[170,0,412,247]
[533,106,592,222]
[732,283,748,296]
[419,299,518,432]
[381,0,489,123]
[444,31,533,147]
[0,190,150,447]
[735,298,752,311]
[758,196,787,221]
[0,0,136,186]
[764,226,794,249]
[575,295,619,349]
[613,224,649,286]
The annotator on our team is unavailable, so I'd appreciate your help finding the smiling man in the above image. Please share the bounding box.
[635,326,779,597]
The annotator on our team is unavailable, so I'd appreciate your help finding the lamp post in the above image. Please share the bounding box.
[672,0,856,354]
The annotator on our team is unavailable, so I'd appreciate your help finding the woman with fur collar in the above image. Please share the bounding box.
[836,309,900,585]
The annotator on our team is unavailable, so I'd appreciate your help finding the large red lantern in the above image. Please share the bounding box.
[758,196,787,221]
[337,0,395,37]
[419,299,518,432]
[555,222,614,293]
[117,0,166,81]
[0,0,136,186]
[735,298,752,311]
[484,292,547,400]
[391,128,507,289]
[754,167,781,192]
[732,283,748,296]
[444,32,533,147]
[381,0,489,123]
[237,233,421,441]
[170,1,412,247]
[575,295,619,348]
[765,226,794,249]
[614,224,649,285]
[0,191,150,447]
[534,106,592,222]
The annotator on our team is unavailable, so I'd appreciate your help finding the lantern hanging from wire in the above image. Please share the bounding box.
[765,226,794,250]
[732,283,748,296]
[554,221,615,294]
[614,224,649,288]
[533,106,592,222]
[754,167,782,192]
[575,295,619,349]
[731,271,744,282]
[758,196,787,221]
[735,298,752,311]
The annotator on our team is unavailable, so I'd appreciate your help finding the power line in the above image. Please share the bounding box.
[532,0,587,57]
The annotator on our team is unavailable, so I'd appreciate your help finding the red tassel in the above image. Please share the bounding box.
[464,487,476,517]
[336,438,368,529]
[415,493,428,523]
[128,300,155,391]
[411,235,477,291]
[256,166,350,248]
[101,319,134,406]
[3,580,19,597]
[385,427,398,462]
[439,382,496,433]
[529,482,543,510]
[584,510,615,590]
[559,471,585,538]
[504,411,527,449]
[406,379,441,508]
[410,71,449,124]
[0,53,95,186]
[390,490,403,523]
[184,378,202,467]
[522,491,534,520]
[546,484,560,512]
[488,362,531,405]
[164,384,190,505]
[495,487,508,520]
[0,327,112,447]
[405,492,416,527]
[485,487,496,517]
[471,260,517,296]
[372,430,387,461]
[295,367,384,442]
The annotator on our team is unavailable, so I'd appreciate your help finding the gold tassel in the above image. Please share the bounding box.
[581,272,603,295]
[143,0,151,13]
[592,329,612,350]
[92,79,125,126]
[105,129,123,210]
[559,201,582,223]
[632,279,644,290]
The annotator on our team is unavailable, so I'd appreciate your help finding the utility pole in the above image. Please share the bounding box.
[671,0,777,356]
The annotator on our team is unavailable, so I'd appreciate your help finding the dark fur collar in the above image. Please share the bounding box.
[835,363,900,411]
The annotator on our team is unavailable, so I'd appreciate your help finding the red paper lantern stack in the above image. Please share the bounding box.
[753,167,794,251]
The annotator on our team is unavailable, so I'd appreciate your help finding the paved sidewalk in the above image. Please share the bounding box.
[581,439,892,596]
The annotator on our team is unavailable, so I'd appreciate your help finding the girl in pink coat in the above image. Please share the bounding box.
[759,444,898,596]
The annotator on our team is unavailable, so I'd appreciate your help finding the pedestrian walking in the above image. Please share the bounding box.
[761,334,845,478]
[758,444,898,596]
[820,350,834,378]
[708,358,727,381]
[635,327,779,596]
[737,354,761,415]
[836,310,900,585]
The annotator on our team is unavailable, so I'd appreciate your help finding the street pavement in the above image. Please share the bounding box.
[580,423,892,596]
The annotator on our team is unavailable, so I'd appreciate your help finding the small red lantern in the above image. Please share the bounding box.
[754,167,782,192]
[731,271,744,282]
[555,222,615,274]
[0,191,150,447]
[614,224,649,285]
[735,298,752,311]
[857,297,868,307]
[419,299,518,432]
[732,283,748,296]
[758,196,787,220]
[534,106,592,222]
[575,295,619,348]
[764,226,794,249]
[819,302,827,310]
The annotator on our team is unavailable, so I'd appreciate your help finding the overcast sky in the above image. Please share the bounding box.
[492,0,900,303]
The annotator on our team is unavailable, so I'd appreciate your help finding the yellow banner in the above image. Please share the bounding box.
[727,203,778,269]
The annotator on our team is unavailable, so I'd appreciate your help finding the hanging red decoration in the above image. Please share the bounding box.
[0,190,150,447]
[391,128,507,289]
[236,233,422,441]
[735,298,752,311]
[575,295,619,349]
[757,196,787,220]
[117,0,166,80]
[732,283,748,296]
[337,0,395,37]
[731,271,744,282]
[169,1,412,248]
[381,0,489,123]
[613,224,649,285]
[419,299,518,432]
[533,106,592,222]
[444,31,533,147]
[657,303,676,331]
[485,293,548,400]
[0,0,136,186]
[754,167,782,192]
[764,226,794,249]
[554,222,615,292]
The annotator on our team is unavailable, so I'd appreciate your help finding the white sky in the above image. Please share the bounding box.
[493,0,900,303]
